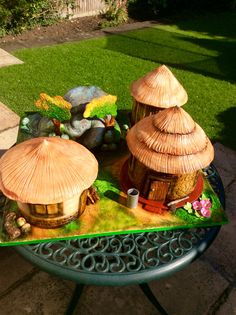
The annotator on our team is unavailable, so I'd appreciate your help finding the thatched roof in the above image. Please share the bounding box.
[131,65,188,108]
[126,106,214,174]
[0,137,98,204]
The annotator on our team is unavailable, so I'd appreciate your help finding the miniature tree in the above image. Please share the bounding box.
[35,93,72,135]
[83,94,117,127]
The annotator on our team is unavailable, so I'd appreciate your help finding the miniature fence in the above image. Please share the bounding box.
[61,0,106,18]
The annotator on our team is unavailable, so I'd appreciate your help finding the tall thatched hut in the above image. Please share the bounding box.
[0,137,98,228]
[126,106,214,204]
[130,65,188,125]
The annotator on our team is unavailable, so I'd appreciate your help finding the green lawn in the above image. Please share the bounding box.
[0,11,235,149]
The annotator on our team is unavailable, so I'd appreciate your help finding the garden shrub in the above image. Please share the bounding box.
[0,0,76,36]
[100,0,128,28]
[128,0,236,20]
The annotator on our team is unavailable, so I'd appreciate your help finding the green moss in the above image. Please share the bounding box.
[63,220,81,233]
[175,188,227,225]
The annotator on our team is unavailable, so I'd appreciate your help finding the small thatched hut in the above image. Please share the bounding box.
[130,65,188,125]
[0,137,98,228]
[126,106,214,204]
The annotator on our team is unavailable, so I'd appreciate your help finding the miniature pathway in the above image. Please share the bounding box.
[0,48,23,68]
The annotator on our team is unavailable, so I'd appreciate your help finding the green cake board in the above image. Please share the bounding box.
[0,150,228,246]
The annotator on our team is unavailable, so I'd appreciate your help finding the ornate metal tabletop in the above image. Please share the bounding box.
[15,165,225,286]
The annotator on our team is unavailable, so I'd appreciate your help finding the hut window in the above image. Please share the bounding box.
[30,203,62,217]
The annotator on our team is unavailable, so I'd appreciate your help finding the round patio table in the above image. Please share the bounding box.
[15,165,225,315]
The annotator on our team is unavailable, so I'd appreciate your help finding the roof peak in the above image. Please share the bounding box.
[131,64,188,108]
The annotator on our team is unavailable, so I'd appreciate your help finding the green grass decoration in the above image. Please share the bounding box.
[63,220,81,233]
[175,188,225,224]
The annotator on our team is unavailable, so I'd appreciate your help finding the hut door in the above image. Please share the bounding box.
[147,180,170,202]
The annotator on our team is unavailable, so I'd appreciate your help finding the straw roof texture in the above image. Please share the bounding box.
[131,65,188,108]
[0,137,98,204]
[126,107,214,174]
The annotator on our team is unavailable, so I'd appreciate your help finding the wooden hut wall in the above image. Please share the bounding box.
[17,191,87,218]
[161,171,199,201]
[128,155,199,202]
[128,156,148,190]
[17,190,88,228]
[131,100,159,125]
[142,171,199,202]
[79,190,88,215]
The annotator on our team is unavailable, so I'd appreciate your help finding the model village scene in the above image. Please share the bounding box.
[0,65,228,244]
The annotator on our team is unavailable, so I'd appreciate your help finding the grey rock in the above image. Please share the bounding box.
[37,117,54,136]
[104,130,114,144]
[64,86,107,115]
[71,113,92,130]
[80,119,105,149]
[63,117,92,138]
[21,113,41,136]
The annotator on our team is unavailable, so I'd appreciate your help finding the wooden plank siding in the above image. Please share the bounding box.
[61,0,107,18]
[131,100,160,125]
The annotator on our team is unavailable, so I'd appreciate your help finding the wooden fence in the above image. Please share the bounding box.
[61,0,106,18]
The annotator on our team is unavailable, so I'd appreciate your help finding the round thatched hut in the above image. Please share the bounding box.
[130,65,188,125]
[126,106,214,204]
[0,137,98,228]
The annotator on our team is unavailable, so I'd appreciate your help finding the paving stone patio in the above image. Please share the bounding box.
[0,101,235,314]
[0,48,23,68]
[0,102,20,156]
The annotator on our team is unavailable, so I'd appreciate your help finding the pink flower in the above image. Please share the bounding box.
[192,201,201,211]
[200,199,211,209]
[192,199,212,218]
[200,207,211,218]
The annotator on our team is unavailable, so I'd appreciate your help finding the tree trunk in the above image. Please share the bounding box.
[52,119,61,136]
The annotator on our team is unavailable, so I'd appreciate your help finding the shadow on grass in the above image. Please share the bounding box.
[170,11,236,39]
[214,107,236,150]
[103,12,236,82]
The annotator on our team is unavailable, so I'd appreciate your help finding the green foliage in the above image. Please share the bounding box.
[88,103,117,118]
[37,104,71,122]
[83,95,117,119]
[113,122,121,142]
[100,0,128,28]
[35,94,72,122]
[0,0,76,35]
[201,190,221,210]
[128,0,236,19]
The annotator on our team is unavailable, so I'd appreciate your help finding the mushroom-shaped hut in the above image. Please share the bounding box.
[130,65,188,125]
[0,137,98,228]
[125,106,214,207]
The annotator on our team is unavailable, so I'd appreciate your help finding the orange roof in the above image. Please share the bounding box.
[131,65,188,108]
[127,106,214,174]
[0,137,98,204]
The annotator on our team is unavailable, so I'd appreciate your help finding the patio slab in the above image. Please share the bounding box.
[0,248,36,295]
[0,48,23,68]
[216,288,236,315]
[0,101,20,155]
